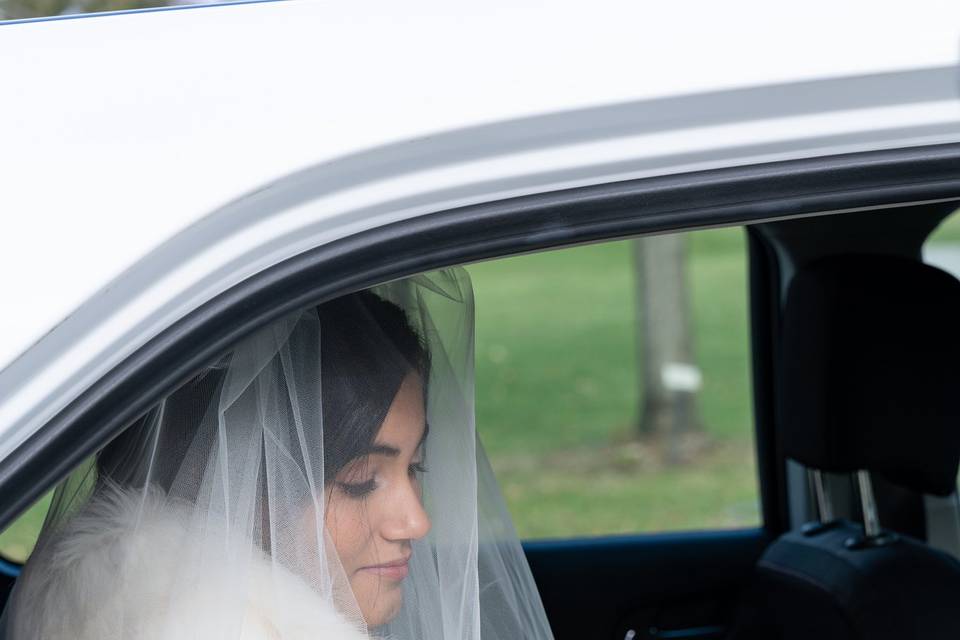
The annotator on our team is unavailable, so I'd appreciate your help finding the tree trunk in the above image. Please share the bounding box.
[633,234,704,462]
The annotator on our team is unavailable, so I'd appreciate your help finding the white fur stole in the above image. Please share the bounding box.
[5,484,367,640]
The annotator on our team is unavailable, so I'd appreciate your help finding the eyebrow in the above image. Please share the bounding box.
[366,444,401,457]
[364,422,430,458]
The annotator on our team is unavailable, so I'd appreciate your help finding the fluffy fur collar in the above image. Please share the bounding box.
[6,484,368,640]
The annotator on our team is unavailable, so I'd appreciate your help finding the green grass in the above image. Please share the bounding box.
[496,441,759,538]
[0,494,50,563]
[472,228,752,454]
[0,227,759,559]
[929,211,960,244]
[470,227,759,538]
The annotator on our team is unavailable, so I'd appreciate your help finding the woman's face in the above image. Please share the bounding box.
[324,372,432,627]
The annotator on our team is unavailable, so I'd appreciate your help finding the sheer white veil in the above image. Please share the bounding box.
[2,268,554,640]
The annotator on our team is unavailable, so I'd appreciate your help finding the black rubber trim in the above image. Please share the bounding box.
[1,143,960,531]
[747,228,789,533]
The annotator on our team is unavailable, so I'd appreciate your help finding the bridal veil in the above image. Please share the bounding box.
[2,268,553,640]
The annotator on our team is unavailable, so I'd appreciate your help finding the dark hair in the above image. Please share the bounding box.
[97,290,429,489]
[316,290,430,480]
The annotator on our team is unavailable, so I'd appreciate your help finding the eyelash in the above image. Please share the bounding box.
[337,462,427,499]
[337,479,377,498]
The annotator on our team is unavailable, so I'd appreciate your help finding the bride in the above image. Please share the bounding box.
[2,270,553,640]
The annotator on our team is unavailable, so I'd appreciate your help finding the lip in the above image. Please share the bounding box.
[359,556,410,581]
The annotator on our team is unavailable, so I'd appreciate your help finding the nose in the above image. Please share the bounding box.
[382,477,431,541]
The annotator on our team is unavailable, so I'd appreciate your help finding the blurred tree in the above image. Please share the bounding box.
[633,234,705,463]
[2,0,168,20]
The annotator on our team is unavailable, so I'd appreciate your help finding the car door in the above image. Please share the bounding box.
[3,10,960,629]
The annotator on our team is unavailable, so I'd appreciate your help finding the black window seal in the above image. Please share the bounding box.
[746,227,788,534]
[1,142,959,534]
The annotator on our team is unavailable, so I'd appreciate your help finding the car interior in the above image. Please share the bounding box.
[524,202,960,640]
[2,157,960,639]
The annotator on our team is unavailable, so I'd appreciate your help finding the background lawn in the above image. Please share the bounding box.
[471,227,761,539]
[0,493,49,563]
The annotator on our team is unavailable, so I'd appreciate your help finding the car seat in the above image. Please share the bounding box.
[733,254,960,640]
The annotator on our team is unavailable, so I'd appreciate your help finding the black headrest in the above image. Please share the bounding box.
[780,254,960,496]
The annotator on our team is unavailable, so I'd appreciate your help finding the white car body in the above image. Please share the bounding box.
[2,0,960,463]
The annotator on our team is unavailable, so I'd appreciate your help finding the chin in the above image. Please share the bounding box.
[361,589,403,628]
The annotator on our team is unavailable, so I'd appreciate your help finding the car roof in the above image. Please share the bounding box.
[2,0,960,458]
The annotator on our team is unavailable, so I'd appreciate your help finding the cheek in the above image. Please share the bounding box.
[323,494,375,571]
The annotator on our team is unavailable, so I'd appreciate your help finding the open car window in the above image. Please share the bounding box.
[1,226,760,565]
[472,227,760,539]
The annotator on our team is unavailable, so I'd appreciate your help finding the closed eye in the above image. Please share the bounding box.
[337,478,377,498]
